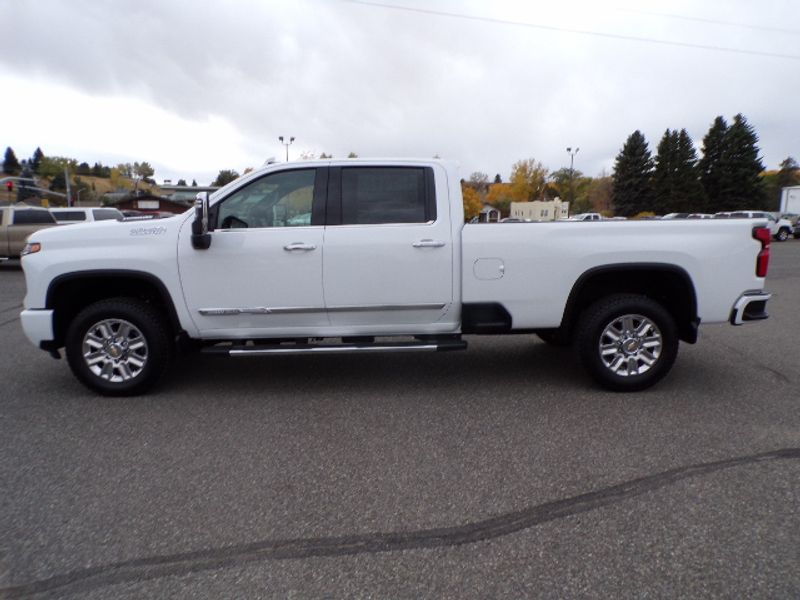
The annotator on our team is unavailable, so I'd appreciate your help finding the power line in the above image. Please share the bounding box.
[617,7,800,37]
[342,0,800,61]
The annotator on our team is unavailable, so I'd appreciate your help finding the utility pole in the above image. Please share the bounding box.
[278,136,295,162]
[64,167,72,207]
[566,147,580,204]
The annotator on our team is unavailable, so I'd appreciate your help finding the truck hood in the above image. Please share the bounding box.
[27,214,188,247]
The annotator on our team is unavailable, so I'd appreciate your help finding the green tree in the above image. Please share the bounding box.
[29,147,44,174]
[177,178,188,186]
[133,161,155,191]
[717,114,766,211]
[550,167,590,207]
[587,172,613,213]
[191,179,198,187]
[3,147,21,175]
[698,116,728,212]
[612,130,654,216]
[17,165,36,202]
[39,156,78,178]
[212,169,239,186]
[493,174,502,184]
[347,152,358,158]
[776,157,800,189]
[652,129,706,214]
[49,171,67,192]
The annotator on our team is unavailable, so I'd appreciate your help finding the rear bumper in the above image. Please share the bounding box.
[20,309,55,347]
[729,291,771,325]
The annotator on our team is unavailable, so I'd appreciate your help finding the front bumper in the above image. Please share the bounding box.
[20,309,55,347]
[729,291,771,325]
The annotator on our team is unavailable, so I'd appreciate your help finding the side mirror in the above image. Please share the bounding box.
[191,192,212,250]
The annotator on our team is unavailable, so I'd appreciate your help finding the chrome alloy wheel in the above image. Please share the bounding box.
[82,318,149,383]
[598,314,662,377]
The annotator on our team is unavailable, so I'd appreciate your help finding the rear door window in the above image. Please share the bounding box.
[339,167,435,225]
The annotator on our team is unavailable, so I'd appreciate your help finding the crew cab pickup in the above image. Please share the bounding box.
[1,204,57,260]
[19,159,772,396]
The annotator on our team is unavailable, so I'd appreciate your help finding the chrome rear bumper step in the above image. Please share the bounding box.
[202,339,467,357]
[730,291,771,325]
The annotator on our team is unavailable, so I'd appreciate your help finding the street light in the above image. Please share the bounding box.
[278,136,295,162]
[566,146,580,204]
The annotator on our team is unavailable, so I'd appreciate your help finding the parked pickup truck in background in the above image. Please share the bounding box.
[1,204,57,260]
[19,159,772,396]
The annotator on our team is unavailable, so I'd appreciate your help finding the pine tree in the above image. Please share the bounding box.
[652,129,679,213]
[29,147,44,174]
[3,147,21,175]
[17,165,36,203]
[612,130,654,216]
[718,114,766,211]
[674,129,706,212]
[698,117,728,212]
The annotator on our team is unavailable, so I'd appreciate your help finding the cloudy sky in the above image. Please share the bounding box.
[1,0,798,185]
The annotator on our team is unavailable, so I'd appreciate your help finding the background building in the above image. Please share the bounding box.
[510,198,570,221]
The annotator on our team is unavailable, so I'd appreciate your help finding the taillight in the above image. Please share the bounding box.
[753,226,770,277]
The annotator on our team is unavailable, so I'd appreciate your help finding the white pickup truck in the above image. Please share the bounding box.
[19,159,772,396]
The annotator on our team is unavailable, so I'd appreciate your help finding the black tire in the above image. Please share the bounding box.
[575,294,678,392]
[776,228,790,242]
[536,328,572,347]
[65,297,172,396]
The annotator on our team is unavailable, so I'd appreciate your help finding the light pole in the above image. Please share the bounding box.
[278,136,295,162]
[566,146,580,205]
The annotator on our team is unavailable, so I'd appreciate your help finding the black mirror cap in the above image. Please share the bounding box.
[191,232,211,250]
[191,195,212,249]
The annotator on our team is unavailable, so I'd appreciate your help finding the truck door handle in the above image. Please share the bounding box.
[283,242,317,251]
[412,239,446,248]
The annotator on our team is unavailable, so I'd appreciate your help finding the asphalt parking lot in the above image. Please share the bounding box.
[1,241,799,599]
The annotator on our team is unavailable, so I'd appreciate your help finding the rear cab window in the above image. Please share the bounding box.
[330,166,436,225]
[92,209,122,221]
[53,211,87,222]
[13,209,57,225]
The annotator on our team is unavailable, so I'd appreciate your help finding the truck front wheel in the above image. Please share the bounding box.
[775,228,790,242]
[65,297,171,396]
[576,294,678,392]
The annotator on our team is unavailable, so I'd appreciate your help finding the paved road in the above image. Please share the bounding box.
[1,242,799,599]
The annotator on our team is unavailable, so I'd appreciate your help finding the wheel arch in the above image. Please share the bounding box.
[46,270,183,348]
[560,264,699,344]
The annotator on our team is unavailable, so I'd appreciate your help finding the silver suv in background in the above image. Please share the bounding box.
[727,211,793,242]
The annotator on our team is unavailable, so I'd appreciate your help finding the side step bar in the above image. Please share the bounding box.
[202,338,467,357]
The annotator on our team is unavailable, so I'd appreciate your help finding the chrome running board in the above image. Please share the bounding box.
[202,339,467,356]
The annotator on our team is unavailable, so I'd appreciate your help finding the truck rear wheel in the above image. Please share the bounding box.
[65,297,171,396]
[576,294,678,392]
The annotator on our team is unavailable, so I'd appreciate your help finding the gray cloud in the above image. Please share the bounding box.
[2,0,798,181]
